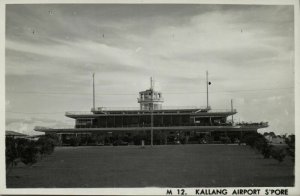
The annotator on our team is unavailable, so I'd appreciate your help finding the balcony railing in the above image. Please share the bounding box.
[208,109,237,113]
[65,107,238,116]
[92,106,201,111]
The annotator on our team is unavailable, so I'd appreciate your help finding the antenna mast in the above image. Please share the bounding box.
[150,76,154,146]
[93,73,95,110]
[206,71,209,109]
[231,99,234,124]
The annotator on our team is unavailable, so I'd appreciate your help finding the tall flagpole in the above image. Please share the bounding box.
[231,99,234,124]
[150,77,153,146]
[206,71,209,109]
[93,73,95,110]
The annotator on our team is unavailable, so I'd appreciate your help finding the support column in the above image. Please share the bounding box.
[57,133,63,146]
[151,110,153,146]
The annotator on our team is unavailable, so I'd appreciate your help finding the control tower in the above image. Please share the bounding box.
[138,77,164,110]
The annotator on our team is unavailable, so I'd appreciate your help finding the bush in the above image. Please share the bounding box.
[261,143,271,159]
[44,134,60,146]
[17,140,39,165]
[6,135,57,173]
[220,136,231,144]
[5,137,18,170]
[254,137,268,152]
[243,133,263,148]
[69,136,80,146]
[36,136,55,158]
[271,147,286,163]
[285,135,295,160]
[243,132,273,159]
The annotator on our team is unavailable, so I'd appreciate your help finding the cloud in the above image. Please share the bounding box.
[6,117,74,135]
[5,4,295,135]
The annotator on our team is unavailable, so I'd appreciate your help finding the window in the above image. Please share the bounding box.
[194,117,201,123]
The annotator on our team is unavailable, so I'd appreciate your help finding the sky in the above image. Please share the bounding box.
[5,4,295,135]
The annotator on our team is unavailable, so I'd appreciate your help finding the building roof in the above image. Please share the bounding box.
[65,108,237,119]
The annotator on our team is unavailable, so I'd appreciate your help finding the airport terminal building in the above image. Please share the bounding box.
[35,77,268,146]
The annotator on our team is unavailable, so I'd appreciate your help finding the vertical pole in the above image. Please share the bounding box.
[231,99,234,124]
[150,77,153,90]
[206,71,209,109]
[93,73,95,110]
[150,76,154,146]
[151,108,153,146]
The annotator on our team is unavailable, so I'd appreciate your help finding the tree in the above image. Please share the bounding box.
[243,132,262,148]
[5,137,18,173]
[268,132,276,137]
[261,143,272,159]
[36,135,55,159]
[285,134,295,160]
[271,147,286,163]
[243,132,273,159]
[254,137,268,152]
[17,139,39,166]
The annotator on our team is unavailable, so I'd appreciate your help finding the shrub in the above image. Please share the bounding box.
[270,147,286,163]
[36,136,55,158]
[18,140,39,165]
[253,136,269,154]
[69,135,80,146]
[285,135,295,160]
[44,134,60,146]
[5,137,18,170]
[243,133,263,148]
[6,136,57,174]
[261,143,271,159]
[242,132,274,159]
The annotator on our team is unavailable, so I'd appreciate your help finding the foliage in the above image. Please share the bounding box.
[253,137,268,152]
[220,136,231,144]
[261,143,271,159]
[36,135,56,158]
[270,147,286,163]
[243,132,264,148]
[69,135,81,146]
[19,140,39,165]
[5,137,18,170]
[285,134,295,160]
[44,134,60,146]
[6,135,57,173]
[243,132,287,163]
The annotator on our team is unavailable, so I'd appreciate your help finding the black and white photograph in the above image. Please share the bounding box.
[1,0,299,195]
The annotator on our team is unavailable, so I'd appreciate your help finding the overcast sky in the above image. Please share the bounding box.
[5,4,294,135]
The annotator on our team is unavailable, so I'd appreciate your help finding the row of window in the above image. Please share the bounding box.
[75,116,227,128]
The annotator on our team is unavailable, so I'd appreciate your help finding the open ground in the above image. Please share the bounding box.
[6,144,294,188]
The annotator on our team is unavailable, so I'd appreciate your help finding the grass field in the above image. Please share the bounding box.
[6,144,294,188]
